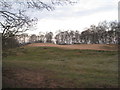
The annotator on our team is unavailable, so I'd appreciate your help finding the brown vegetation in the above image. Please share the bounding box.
[26,43,118,51]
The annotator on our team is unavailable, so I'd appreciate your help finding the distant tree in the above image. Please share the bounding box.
[29,34,37,43]
[64,31,71,44]
[55,34,59,44]
[0,0,76,49]
[80,30,89,44]
[45,32,53,43]
[39,35,45,43]
[69,30,75,44]
[108,21,118,44]
[79,21,119,44]
[74,30,80,44]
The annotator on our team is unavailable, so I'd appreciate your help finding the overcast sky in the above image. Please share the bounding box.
[26,0,118,35]
[0,0,119,35]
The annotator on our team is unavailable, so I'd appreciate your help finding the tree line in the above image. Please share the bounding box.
[0,0,119,50]
[0,0,77,50]
[15,20,120,46]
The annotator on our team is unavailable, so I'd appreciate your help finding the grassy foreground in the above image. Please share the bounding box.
[3,46,118,88]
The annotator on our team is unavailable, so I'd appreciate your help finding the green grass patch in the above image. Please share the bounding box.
[3,47,118,88]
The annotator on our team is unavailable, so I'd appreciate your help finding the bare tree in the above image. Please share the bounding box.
[0,0,77,49]
[45,32,53,43]
[29,34,37,43]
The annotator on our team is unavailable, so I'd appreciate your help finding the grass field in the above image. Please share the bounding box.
[2,46,118,88]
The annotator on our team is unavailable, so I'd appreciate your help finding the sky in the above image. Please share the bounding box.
[25,0,118,35]
[0,0,119,35]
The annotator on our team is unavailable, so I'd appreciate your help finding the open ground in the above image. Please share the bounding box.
[26,43,118,51]
[3,43,118,88]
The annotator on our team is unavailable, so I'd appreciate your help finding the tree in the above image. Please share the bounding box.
[45,32,53,43]
[16,33,29,45]
[74,30,80,44]
[69,30,75,44]
[0,0,76,49]
[29,34,37,43]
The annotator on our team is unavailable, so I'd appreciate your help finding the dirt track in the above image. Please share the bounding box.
[26,43,118,51]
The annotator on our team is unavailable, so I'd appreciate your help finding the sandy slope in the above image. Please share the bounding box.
[26,43,118,51]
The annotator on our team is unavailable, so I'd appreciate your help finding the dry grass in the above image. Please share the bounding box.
[2,44,118,88]
[26,43,118,51]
